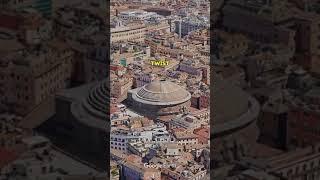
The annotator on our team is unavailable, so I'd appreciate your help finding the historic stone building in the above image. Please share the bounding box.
[127,80,191,119]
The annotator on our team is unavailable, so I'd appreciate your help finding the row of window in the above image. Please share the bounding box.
[110,142,125,146]
[112,30,145,38]
[120,16,145,20]
[178,142,197,146]
[111,146,125,151]
[111,137,173,143]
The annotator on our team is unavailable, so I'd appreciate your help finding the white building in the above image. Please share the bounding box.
[175,16,209,37]
[110,123,170,152]
[170,115,202,130]
[110,130,153,152]
[119,10,158,21]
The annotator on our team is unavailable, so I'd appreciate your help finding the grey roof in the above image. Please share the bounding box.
[213,77,250,124]
[212,76,260,134]
[132,80,191,105]
[57,80,109,131]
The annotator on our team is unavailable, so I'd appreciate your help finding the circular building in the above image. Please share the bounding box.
[210,76,261,169]
[212,77,260,136]
[46,79,110,170]
[127,80,191,118]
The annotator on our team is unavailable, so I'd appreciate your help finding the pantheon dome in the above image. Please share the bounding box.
[210,76,261,169]
[82,79,109,120]
[212,77,260,136]
[127,80,191,118]
[52,79,110,169]
[132,80,191,106]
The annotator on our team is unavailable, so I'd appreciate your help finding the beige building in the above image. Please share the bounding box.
[0,40,74,115]
[144,31,207,59]
[111,76,133,102]
[111,20,170,43]
[111,23,146,43]
[172,130,198,146]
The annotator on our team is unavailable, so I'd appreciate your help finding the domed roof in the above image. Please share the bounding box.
[82,79,109,118]
[212,75,260,135]
[132,80,191,105]
[213,77,249,124]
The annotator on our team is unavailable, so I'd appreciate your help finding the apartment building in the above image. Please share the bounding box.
[0,40,74,115]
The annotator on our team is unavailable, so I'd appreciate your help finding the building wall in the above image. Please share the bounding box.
[309,16,320,75]
[52,96,108,169]
[176,137,198,146]
[288,108,320,147]
[199,95,209,109]
[84,47,108,82]
[179,63,202,76]
[127,91,191,119]
[110,131,154,153]
[111,78,133,102]
[111,25,146,43]
[0,46,74,115]
[121,166,141,180]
